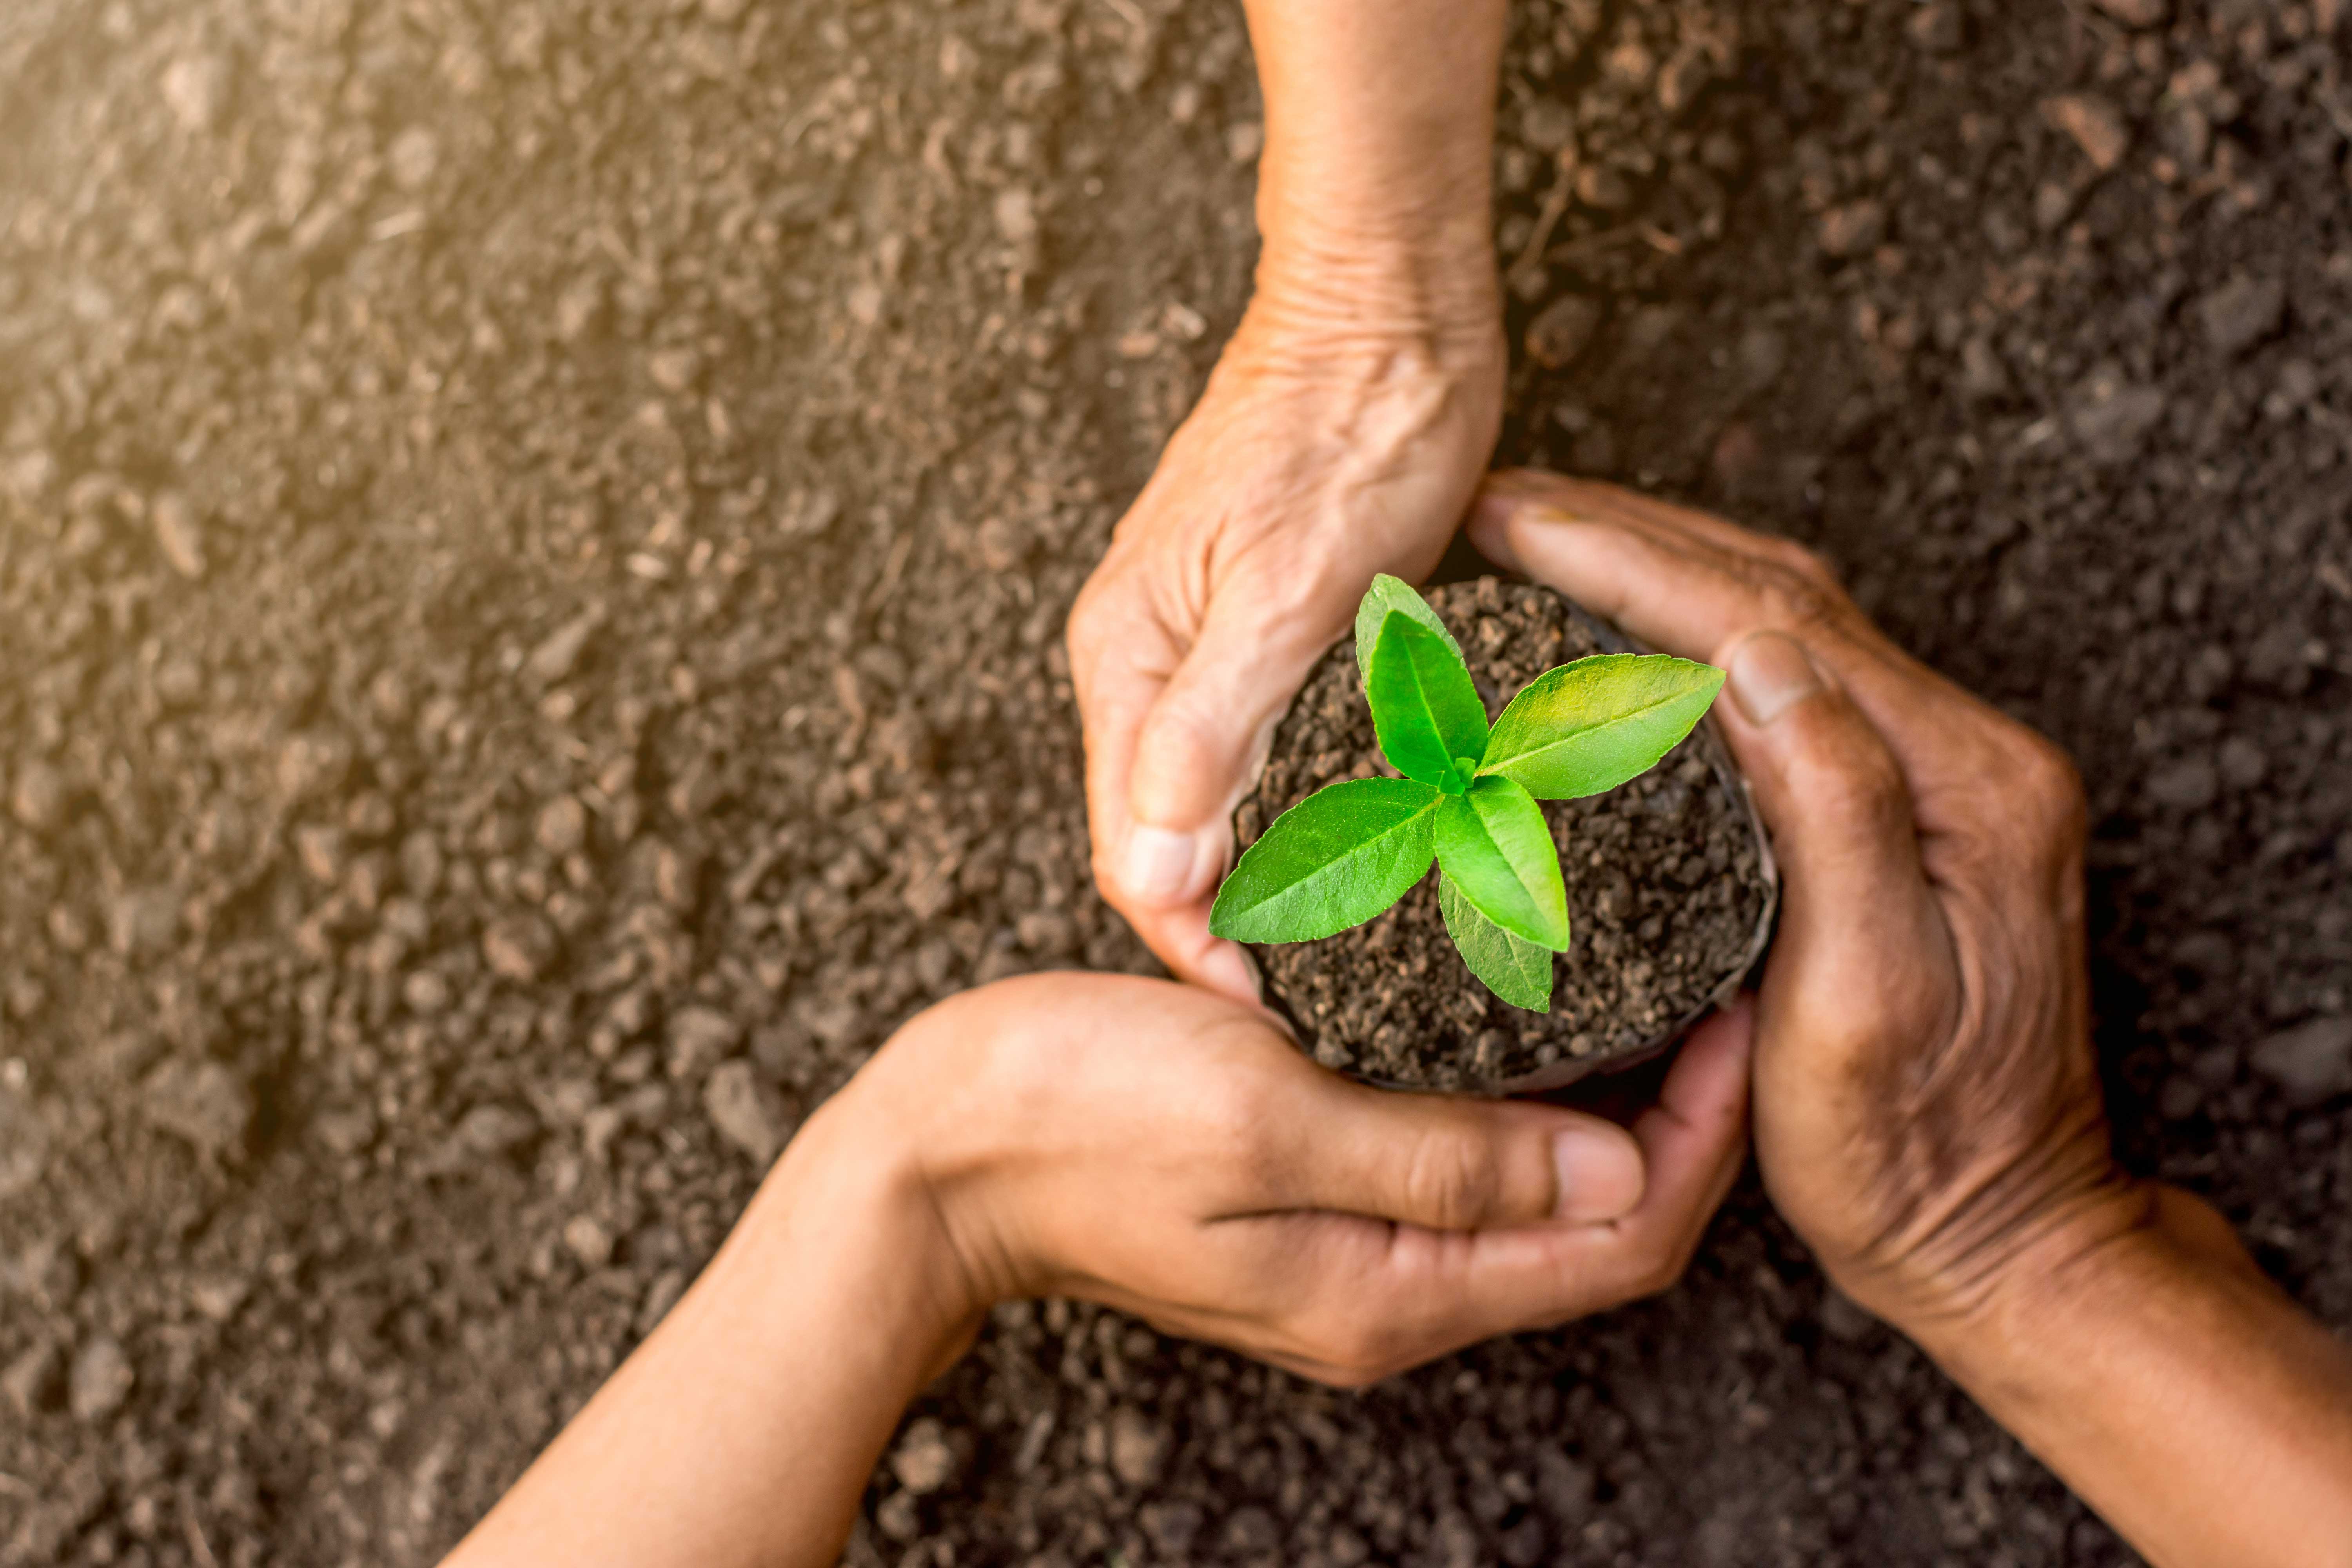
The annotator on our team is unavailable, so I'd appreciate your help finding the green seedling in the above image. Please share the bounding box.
[1209,577,1725,1013]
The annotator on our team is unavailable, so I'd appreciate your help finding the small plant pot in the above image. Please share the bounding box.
[1234,577,1778,1095]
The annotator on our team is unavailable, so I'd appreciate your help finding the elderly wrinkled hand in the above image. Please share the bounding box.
[1067,310,1501,1006]
[1474,471,2352,1568]
[1471,470,2130,1326]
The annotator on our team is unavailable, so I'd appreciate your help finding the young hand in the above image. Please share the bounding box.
[846,971,1752,1386]
[442,970,1753,1568]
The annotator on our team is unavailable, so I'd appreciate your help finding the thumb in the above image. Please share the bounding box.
[1714,630,1933,925]
[1120,590,1329,908]
[1711,631,1954,1085]
[1259,1063,1648,1230]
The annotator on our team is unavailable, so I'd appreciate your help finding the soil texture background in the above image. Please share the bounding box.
[1239,579,1771,1093]
[3,0,2351,1565]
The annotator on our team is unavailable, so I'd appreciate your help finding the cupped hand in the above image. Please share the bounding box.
[828,972,1750,1386]
[1067,294,1503,1003]
[1472,472,2143,1330]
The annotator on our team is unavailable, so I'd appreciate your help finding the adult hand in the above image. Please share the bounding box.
[1067,278,1503,1003]
[447,969,1751,1568]
[844,971,1751,1386]
[1066,0,1510,1003]
[1472,472,2352,1568]
[1470,470,2131,1325]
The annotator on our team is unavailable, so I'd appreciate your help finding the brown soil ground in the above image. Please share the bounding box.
[3,0,2349,1564]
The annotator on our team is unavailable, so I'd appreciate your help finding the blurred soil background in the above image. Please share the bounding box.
[2,0,2349,1563]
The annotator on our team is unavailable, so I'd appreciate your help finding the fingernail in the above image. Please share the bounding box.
[1474,494,1569,530]
[1120,825,1202,903]
[1726,631,1823,728]
[1198,941,1264,1005]
[1553,1125,1644,1222]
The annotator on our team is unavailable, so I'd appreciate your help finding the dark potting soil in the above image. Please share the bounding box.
[1237,579,1774,1093]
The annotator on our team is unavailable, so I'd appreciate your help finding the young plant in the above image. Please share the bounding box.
[1208,577,1725,1013]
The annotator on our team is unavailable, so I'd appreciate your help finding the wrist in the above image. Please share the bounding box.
[1245,216,1502,376]
[752,1086,991,1381]
[1885,1179,2200,1378]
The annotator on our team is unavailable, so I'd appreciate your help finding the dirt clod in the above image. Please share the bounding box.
[890,1417,960,1495]
[703,1061,789,1166]
[66,1337,134,1425]
[139,1059,254,1162]
[2250,1017,2352,1108]
[2196,275,2287,358]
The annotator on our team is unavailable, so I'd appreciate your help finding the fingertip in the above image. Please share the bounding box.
[1116,822,1223,907]
[1195,939,1266,1009]
[1468,483,1568,572]
[1689,993,1759,1067]
[1551,1116,1646,1223]
[1661,998,1758,1119]
[1722,630,1829,728]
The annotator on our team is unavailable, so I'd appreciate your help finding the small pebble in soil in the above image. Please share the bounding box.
[140,1059,254,1161]
[67,1335,134,1424]
[891,1418,960,1495]
[151,491,206,579]
[2043,94,2129,173]
[537,795,589,857]
[2196,274,2287,358]
[1108,1406,1168,1486]
[0,1088,51,1200]
[703,1060,788,1165]
[483,913,559,982]
[1525,295,1605,369]
[2249,1016,2352,1107]
[667,1006,742,1080]
[7,759,67,832]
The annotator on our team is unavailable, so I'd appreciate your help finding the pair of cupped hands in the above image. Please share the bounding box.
[805,281,2140,1388]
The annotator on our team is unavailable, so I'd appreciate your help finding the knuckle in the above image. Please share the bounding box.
[2015,735,2088,842]
[1729,551,1848,633]
[1192,1063,1274,1148]
[1189,1059,1290,1186]
[1955,728,2086,873]
[1304,1314,1401,1386]
[1802,732,1909,831]
[1772,539,1843,589]
[1402,1129,1504,1230]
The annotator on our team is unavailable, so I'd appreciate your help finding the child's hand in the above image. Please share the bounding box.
[818,972,1752,1386]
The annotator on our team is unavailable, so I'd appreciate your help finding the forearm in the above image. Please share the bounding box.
[441,1104,977,1568]
[1241,0,1507,345]
[1909,1185,2352,1568]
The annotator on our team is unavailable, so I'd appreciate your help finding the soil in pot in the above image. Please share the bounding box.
[1234,576,1776,1094]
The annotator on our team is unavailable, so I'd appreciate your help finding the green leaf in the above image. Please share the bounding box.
[1433,776,1569,950]
[1367,614,1489,791]
[1478,654,1726,800]
[1210,777,1443,943]
[1439,872,1555,1012]
[1353,575,1463,684]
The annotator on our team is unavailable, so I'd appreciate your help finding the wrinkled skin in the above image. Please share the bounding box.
[1470,472,2136,1325]
[1067,303,1503,1004]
